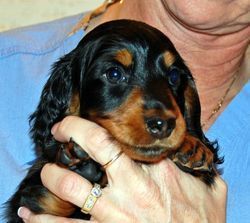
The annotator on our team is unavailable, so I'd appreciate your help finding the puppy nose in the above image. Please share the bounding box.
[146,117,176,139]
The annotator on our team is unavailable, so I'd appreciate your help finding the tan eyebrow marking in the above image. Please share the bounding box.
[115,49,133,67]
[163,51,176,67]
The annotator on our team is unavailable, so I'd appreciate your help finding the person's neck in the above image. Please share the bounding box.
[97,0,250,129]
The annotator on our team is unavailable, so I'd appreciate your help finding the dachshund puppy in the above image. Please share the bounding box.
[4,20,222,222]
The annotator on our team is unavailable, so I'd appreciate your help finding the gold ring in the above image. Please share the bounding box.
[102,151,123,169]
[81,183,102,214]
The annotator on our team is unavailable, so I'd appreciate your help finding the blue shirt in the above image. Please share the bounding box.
[0,14,249,222]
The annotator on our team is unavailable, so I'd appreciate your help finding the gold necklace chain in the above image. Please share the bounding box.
[69,0,123,36]
[201,71,238,128]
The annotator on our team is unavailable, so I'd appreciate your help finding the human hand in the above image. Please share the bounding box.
[18,116,227,223]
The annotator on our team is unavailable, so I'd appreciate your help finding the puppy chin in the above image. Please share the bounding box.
[118,143,169,163]
[118,126,186,163]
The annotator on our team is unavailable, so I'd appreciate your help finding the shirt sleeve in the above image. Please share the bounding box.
[0,14,85,217]
[207,81,250,223]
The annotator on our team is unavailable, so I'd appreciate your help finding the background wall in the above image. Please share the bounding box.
[0,0,103,32]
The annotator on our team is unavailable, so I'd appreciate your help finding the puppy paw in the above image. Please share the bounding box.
[56,138,103,182]
[172,135,214,172]
[56,137,89,167]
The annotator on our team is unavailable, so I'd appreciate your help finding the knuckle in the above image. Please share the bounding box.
[59,116,74,132]
[57,172,81,201]
[214,176,228,197]
[152,159,182,185]
[218,178,228,192]
[162,159,179,177]
[87,126,110,149]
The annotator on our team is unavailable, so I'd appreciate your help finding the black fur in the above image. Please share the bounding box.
[3,20,222,222]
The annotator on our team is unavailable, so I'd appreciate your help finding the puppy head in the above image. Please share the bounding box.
[32,20,202,162]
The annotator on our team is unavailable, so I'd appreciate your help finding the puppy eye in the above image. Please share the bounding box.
[168,68,180,86]
[104,67,127,84]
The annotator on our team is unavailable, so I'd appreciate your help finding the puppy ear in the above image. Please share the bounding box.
[29,50,80,153]
[183,76,203,136]
[183,74,222,164]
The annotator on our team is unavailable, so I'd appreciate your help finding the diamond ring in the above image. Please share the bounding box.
[81,183,102,214]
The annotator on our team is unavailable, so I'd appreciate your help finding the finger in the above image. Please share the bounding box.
[51,116,134,177]
[51,116,99,144]
[41,164,93,209]
[41,164,112,219]
[18,206,85,223]
[51,116,121,165]
[212,176,228,198]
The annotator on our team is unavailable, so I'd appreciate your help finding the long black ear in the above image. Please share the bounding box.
[29,28,105,159]
[183,75,203,137]
[29,49,79,155]
[183,71,223,165]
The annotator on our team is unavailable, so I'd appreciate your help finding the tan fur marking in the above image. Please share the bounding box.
[163,51,176,67]
[39,191,76,216]
[115,49,133,67]
[159,90,186,149]
[144,109,176,121]
[92,88,149,146]
[88,87,186,162]
[173,134,214,171]
[66,93,80,116]
[184,84,197,118]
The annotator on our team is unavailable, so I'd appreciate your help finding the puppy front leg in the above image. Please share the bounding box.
[4,160,75,223]
[171,134,217,185]
[55,138,105,184]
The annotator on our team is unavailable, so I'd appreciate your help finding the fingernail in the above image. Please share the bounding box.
[17,207,30,220]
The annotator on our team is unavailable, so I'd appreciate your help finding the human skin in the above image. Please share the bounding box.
[17,0,249,222]
[18,117,227,223]
[100,0,250,129]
